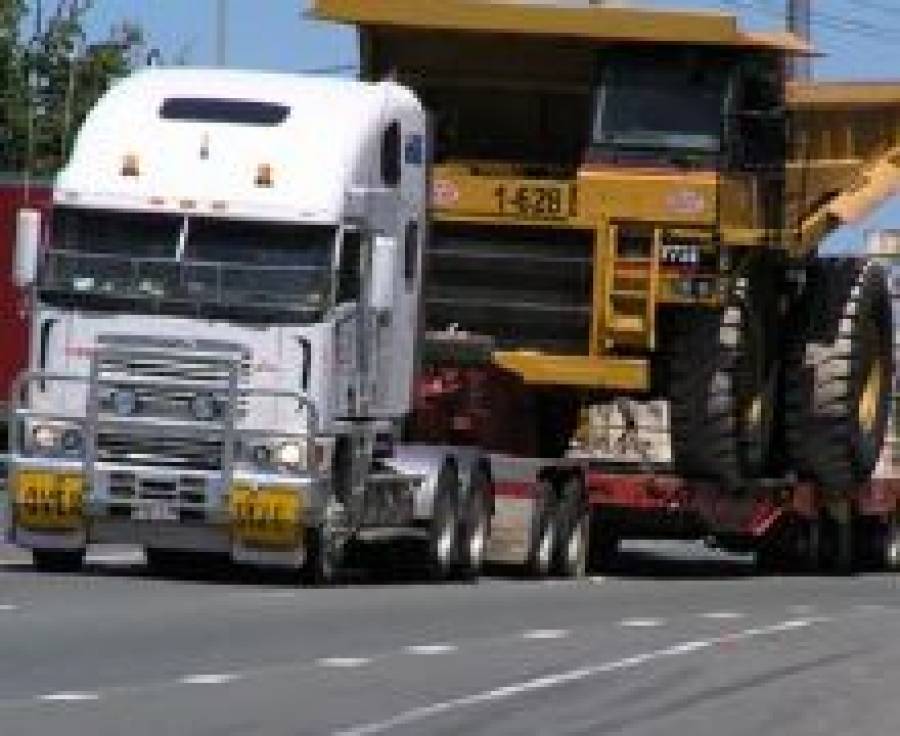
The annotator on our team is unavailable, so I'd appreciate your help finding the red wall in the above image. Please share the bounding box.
[0,181,51,405]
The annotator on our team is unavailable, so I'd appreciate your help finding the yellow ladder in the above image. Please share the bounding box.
[600,225,660,352]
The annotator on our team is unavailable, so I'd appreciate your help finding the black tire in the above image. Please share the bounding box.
[553,476,587,578]
[664,277,777,491]
[784,259,893,490]
[33,548,84,573]
[526,482,556,577]
[145,548,182,576]
[429,462,461,581]
[458,465,491,581]
[302,526,341,586]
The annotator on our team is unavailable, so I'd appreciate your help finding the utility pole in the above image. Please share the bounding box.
[215,0,229,67]
[787,0,812,80]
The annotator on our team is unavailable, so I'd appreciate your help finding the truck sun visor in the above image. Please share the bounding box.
[159,97,290,126]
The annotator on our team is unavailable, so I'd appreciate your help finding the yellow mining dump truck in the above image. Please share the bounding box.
[315,0,899,492]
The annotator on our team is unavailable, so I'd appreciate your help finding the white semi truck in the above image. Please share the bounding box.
[7,68,489,582]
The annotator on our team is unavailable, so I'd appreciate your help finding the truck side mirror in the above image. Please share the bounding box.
[14,208,42,289]
[370,235,398,313]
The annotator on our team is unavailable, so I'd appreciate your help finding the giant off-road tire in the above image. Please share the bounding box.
[784,258,893,491]
[664,278,777,491]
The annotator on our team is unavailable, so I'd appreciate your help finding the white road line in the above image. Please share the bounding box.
[178,673,242,685]
[588,576,606,585]
[38,691,100,703]
[521,629,570,641]
[333,618,821,736]
[698,611,745,621]
[403,644,457,656]
[317,657,372,669]
[0,604,20,612]
[618,618,666,628]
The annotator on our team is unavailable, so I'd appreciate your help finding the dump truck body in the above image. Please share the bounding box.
[316,0,898,498]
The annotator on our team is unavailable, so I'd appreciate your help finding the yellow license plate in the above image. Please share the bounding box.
[494,183,574,221]
[13,471,84,530]
[229,487,302,548]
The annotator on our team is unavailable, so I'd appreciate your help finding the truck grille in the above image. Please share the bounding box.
[96,431,224,471]
[426,223,593,354]
[92,337,247,471]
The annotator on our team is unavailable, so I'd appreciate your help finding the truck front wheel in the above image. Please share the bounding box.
[302,526,341,586]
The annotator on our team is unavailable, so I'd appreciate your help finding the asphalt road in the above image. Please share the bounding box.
[0,538,898,736]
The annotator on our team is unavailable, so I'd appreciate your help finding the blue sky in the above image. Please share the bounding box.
[72,0,899,250]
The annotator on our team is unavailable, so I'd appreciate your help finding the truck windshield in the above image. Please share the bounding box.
[593,58,727,156]
[39,207,336,321]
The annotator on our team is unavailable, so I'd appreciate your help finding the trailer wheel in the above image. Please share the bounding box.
[429,462,461,581]
[32,548,84,573]
[554,476,587,578]
[784,259,893,490]
[459,464,491,581]
[664,277,776,490]
[526,482,556,577]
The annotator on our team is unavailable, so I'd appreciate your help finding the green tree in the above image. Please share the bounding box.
[1,0,149,175]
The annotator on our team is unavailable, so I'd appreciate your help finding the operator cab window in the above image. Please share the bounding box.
[590,49,730,166]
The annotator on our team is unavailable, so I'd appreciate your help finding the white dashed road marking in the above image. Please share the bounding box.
[403,644,457,656]
[317,657,372,669]
[618,618,666,628]
[522,629,570,640]
[178,673,243,685]
[0,604,19,612]
[38,691,101,703]
[698,611,745,621]
[333,618,822,736]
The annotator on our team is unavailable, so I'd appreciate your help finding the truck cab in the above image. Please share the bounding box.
[8,69,440,578]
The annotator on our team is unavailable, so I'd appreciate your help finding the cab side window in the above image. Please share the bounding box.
[404,220,419,288]
[337,230,362,303]
[382,121,402,188]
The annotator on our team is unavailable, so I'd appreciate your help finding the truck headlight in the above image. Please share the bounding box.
[246,440,309,472]
[32,425,57,450]
[275,441,306,468]
[29,423,84,457]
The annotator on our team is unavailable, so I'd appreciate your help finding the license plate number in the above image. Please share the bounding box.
[230,489,301,548]
[133,501,178,522]
[14,471,84,529]
[494,184,574,220]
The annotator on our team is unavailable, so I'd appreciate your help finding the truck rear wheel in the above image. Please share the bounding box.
[665,278,776,490]
[458,464,491,580]
[526,482,556,577]
[784,259,893,490]
[429,462,461,581]
[32,548,84,573]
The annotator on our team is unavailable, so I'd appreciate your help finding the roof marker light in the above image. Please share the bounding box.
[121,153,140,177]
[255,163,274,188]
